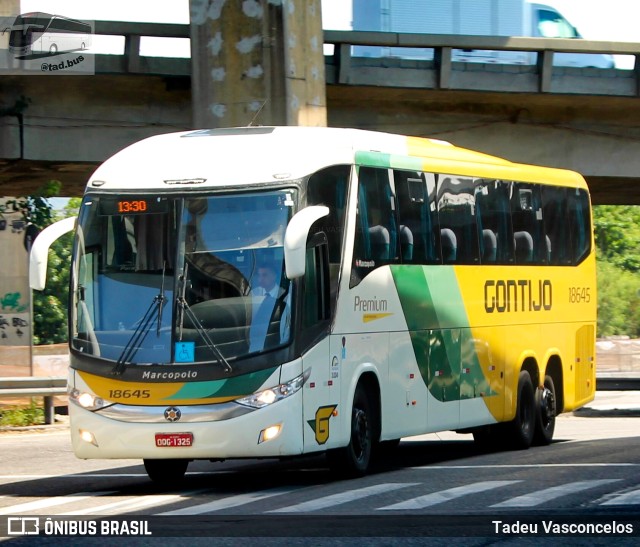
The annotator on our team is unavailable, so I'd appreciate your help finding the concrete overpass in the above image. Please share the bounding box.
[2,23,640,204]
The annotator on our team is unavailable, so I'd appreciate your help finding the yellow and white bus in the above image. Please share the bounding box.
[31,127,596,482]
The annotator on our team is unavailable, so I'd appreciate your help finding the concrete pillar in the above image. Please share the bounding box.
[189,0,326,129]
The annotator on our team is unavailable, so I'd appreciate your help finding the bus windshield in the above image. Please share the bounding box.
[71,190,295,367]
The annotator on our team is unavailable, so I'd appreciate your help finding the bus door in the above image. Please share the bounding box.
[301,165,351,452]
[300,237,342,452]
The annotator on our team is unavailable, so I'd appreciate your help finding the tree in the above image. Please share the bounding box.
[593,205,640,273]
[596,261,640,337]
[32,198,80,345]
[593,205,640,337]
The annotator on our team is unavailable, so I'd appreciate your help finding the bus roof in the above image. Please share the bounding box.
[87,126,587,192]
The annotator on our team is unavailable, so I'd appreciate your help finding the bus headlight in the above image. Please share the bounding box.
[258,424,282,444]
[69,388,110,411]
[236,369,309,409]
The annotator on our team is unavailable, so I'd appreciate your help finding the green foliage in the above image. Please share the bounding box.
[32,231,74,345]
[32,198,80,345]
[5,180,61,230]
[593,205,640,272]
[593,205,640,337]
[596,261,640,337]
[0,401,44,427]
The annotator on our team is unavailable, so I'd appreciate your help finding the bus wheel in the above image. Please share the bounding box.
[143,459,189,484]
[533,375,556,445]
[506,371,535,449]
[49,44,58,54]
[327,385,374,476]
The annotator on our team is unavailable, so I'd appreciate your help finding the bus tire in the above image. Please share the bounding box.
[327,385,374,476]
[49,44,58,54]
[143,458,189,484]
[533,374,556,445]
[506,370,535,450]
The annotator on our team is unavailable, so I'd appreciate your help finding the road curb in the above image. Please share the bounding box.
[0,422,69,434]
[573,407,640,418]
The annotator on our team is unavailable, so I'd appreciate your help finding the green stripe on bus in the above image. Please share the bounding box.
[391,265,495,402]
[391,265,469,330]
[389,154,425,172]
[354,152,425,172]
[390,265,437,330]
[355,151,392,168]
[164,367,278,401]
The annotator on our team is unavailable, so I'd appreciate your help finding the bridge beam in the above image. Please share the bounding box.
[327,85,640,205]
[189,0,326,128]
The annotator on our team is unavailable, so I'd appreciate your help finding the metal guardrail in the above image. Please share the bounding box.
[596,377,640,391]
[325,30,640,95]
[0,377,67,425]
[85,22,640,95]
[0,373,633,430]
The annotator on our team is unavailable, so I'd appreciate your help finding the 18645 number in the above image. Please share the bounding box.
[568,287,591,304]
[108,389,151,399]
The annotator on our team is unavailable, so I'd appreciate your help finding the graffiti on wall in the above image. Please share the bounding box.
[0,197,31,362]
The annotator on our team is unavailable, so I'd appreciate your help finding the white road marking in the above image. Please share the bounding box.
[60,489,209,515]
[601,487,640,506]
[160,487,299,515]
[378,481,520,510]
[0,491,116,515]
[268,483,418,513]
[491,479,622,507]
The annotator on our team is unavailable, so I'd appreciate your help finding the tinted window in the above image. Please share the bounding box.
[436,175,479,264]
[351,167,399,286]
[567,187,592,264]
[394,170,439,264]
[511,182,546,265]
[541,186,571,265]
[475,180,514,264]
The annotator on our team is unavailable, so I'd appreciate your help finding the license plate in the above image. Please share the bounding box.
[155,432,193,447]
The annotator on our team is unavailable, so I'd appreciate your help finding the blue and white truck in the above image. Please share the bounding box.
[352,0,614,68]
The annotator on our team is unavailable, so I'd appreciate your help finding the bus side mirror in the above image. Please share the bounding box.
[284,206,329,279]
[29,216,77,290]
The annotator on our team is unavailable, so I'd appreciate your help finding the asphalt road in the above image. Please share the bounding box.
[1,407,639,545]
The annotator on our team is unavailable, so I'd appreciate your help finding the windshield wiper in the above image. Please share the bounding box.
[112,264,167,376]
[177,264,232,373]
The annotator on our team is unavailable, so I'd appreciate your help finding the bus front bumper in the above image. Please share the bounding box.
[69,394,304,460]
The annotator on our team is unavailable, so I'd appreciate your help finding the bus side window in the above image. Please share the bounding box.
[511,182,546,265]
[307,165,350,312]
[541,185,571,265]
[567,188,592,264]
[394,170,440,264]
[351,167,399,286]
[475,180,514,265]
[436,175,480,264]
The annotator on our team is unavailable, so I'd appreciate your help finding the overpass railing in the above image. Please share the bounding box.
[83,23,640,97]
[324,30,640,95]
